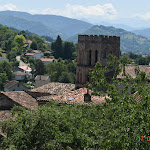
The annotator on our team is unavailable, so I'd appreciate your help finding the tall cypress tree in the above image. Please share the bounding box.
[51,35,63,59]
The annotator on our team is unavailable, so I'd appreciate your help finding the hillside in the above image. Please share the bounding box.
[0,14,59,39]
[68,25,150,54]
[132,28,150,38]
[0,11,93,39]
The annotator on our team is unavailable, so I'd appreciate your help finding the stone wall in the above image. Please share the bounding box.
[76,35,120,88]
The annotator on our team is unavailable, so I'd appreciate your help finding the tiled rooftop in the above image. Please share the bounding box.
[31,82,75,95]
[40,58,54,62]
[1,91,38,110]
[37,88,107,104]
[117,65,150,79]
[4,80,19,89]
[18,66,31,71]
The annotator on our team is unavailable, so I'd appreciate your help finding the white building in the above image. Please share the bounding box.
[25,50,44,60]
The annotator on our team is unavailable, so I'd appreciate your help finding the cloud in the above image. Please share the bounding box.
[0,4,18,11]
[41,3,117,20]
[134,11,150,20]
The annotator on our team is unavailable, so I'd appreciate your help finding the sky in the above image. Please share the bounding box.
[0,0,150,26]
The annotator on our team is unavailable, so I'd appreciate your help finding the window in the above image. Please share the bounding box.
[95,50,98,63]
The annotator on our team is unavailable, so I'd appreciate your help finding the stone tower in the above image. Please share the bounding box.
[75,35,120,88]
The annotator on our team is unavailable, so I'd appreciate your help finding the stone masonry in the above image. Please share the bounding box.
[75,35,120,88]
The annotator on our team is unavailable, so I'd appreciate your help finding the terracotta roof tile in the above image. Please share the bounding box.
[37,88,107,104]
[40,58,54,62]
[31,82,75,95]
[4,80,19,89]
[25,53,35,56]
[18,66,31,71]
[117,65,150,79]
[1,91,38,110]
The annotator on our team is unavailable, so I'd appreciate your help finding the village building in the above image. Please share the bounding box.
[4,80,28,92]
[40,58,55,65]
[25,50,44,60]
[76,35,120,88]
[13,71,32,81]
[23,40,32,48]
[0,91,38,110]
[18,66,32,73]
[34,75,51,88]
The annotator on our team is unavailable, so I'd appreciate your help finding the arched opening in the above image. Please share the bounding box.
[95,50,98,63]
[89,50,91,66]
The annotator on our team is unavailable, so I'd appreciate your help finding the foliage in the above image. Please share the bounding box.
[0,73,8,90]
[1,98,150,150]
[63,41,76,59]
[0,60,13,90]
[14,35,26,48]
[51,35,63,59]
[35,60,46,75]
[0,26,15,51]
[51,36,76,60]
[46,59,76,83]
[0,60,13,80]
[30,40,38,50]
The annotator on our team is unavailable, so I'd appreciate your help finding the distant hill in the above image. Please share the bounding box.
[132,28,150,38]
[0,11,93,39]
[68,25,150,54]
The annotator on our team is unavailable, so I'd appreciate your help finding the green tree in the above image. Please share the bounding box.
[0,60,13,80]
[120,56,130,76]
[0,73,8,90]
[14,35,26,48]
[63,42,76,59]
[51,35,63,59]
[135,56,149,65]
[35,60,46,75]
[30,40,38,50]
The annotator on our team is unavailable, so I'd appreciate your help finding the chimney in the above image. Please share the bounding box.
[84,88,91,103]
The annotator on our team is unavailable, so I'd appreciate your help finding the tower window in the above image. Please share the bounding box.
[95,50,98,63]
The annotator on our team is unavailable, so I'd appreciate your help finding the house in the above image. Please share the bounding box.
[29,83,107,105]
[35,75,51,88]
[13,71,32,81]
[18,66,32,73]
[13,66,32,73]
[0,91,38,110]
[4,80,28,92]
[23,40,32,48]
[37,87,107,105]
[25,50,44,60]
[40,58,55,65]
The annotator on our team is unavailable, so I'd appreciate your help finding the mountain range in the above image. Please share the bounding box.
[68,25,150,54]
[0,11,92,39]
[0,11,150,54]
